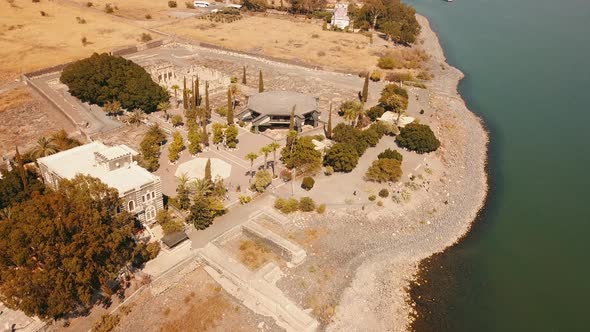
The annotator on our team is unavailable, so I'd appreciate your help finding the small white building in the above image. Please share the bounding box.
[331,3,350,30]
[38,142,163,224]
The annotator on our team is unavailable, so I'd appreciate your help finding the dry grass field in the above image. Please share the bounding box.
[0,0,148,82]
[160,14,383,73]
[67,0,198,21]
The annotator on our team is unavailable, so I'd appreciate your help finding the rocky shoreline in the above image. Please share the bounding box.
[326,15,489,331]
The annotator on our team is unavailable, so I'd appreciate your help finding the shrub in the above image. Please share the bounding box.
[86,2,93,7]
[280,169,292,182]
[171,114,183,127]
[93,314,120,332]
[32,0,40,2]
[250,170,272,192]
[146,242,161,260]
[242,0,267,12]
[365,159,403,183]
[370,69,382,82]
[168,0,177,7]
[185,1,195,9]
[324,166,334,176]
[145,14,152,19]
[230,76,238,83]
[323,143,359,173]
[40,11,48,16]
[316,203,326,214]
[379,188,389,198]
[239,195,252,204]
[386,72,415,82]
[301,176,315,191]
[239,120,246,127]
[366,105,385,122]
[377,56,399,69]
[299,197,316,212]
[81,37,88,46]
[215,106,227,117]
[104,3,114,13]
[396,123,441,153]
[361,128,381,147]
[379,84,409,112]
[76,17,87,24]
[140,33,152,43]
[378,148,403,161]
[377,200,383,207]
[368,194,376,201]
[274,197,299,214]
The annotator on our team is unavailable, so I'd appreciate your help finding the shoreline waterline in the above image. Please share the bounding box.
[327,14,490,331]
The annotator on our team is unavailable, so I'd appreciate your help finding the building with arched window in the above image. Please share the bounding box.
[38,141,163,224]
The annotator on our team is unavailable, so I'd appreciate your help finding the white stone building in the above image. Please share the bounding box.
[38,142,163,224]
[331,3,350,30]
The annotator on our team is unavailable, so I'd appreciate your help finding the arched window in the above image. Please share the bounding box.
[146,205,156,221]
[128,200,135,212]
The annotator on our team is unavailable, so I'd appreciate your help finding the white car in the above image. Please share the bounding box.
[193,1,210,8]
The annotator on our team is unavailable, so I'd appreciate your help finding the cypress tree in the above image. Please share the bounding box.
[190,79,194,110]
[195,76,200,106]
[258,70,264,93]
[183,77,188,110]
[204,158,212,183]
[201,120,209,146]
[362,74,369,102]
[242,65,247,84]
[205,81,210,120]
[227,87,233,125]
[326,102,333,139]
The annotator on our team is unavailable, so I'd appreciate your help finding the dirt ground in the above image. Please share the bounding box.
[114,267,279,332]
[160,13,383,73]
[0,86,77,157]
[92,123,149,152]
[0,0,148,82]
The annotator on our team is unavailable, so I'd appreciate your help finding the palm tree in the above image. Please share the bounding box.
[157,101,171,120]
[245,152,258,178]
[268,141,281,177]
[259,145,272,170]
[191,178,213,198]
[128,108,145,126]
[171,84,180,99]
[30,137,57,159]
[103,100,122,116]
[343,101,363,127]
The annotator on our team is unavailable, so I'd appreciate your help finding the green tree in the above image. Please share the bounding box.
[258,70,264,92]
[183,77,188,110]
[50,129,81,152]
[205,81,210,120]
[157,101,171,120]
[0,175,142,319]
[225,124,238,148]
[379,84,409,113]
[289,106,295,131]
[301,176,315,191]
[188,196,213,230]
[323,142,359,173]
[212,123,226,145]
[242,65,247,84]
[396,123,440,153]
[201,121,209,146]
[281,136,322,176]
[0,167,44,214]
[156,209,184,235]
[176,173,191,210]
[268,141,281,177]
[365,158,402,182]
[140,124,165,171]
[250,170,272,192]
[30,137,57,159]
[367,105,385,121]
[171,84,180,99]
[326,102,333,139]
[204,158,212,183]
[187,125,202,155]
[127,108,145,125]
[242,0,267,12]
[340,100,364,126]
[259,145,272,170]
[362,74,369,102]
[168,131,184,162]
[194,76,200,107]
[60,53,169,113]
[227,87,234,125]
[245,152,259,177]
[378,148,403,161]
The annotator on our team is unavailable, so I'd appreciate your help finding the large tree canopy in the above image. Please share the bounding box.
[0,175,144,319]
[60,53,169,113]
[351,0,420,44]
